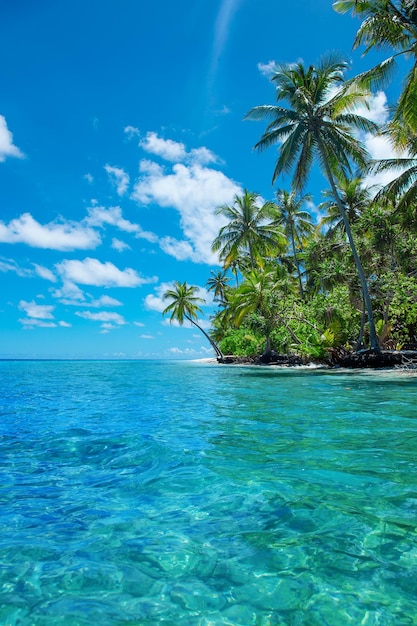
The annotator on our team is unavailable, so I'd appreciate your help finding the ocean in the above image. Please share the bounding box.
[1,359,417,625]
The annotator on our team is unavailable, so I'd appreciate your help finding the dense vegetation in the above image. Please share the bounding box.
[164,1,417,363]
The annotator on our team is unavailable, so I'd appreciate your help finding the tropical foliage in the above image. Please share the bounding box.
[162,10,417,363]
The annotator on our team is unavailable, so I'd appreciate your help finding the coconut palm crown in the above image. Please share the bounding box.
[334,0,417,134]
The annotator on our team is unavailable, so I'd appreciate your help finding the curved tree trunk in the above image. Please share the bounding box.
[184,313,225,360]
[319,148,380,352]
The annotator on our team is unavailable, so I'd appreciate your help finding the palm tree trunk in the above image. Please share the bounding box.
[320,152,380,352]
[290,222,305,300]
[184,314,225,360]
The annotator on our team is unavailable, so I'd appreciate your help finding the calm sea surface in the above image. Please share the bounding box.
[1,359,417,625]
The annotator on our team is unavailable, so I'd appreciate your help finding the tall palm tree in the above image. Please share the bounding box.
[212,190,284,269]
[334,0,417,134]
[162,281,224,360]
[273,190,314,299]
[245,55,381,351]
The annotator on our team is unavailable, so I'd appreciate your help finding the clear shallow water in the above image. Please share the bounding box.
[0,360,417,625]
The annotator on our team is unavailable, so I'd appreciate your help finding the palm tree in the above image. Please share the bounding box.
[212,190,285,269]
[273,190,314,299]
[319,174,371,237]
[244,55,381,351]
[334,0,417,134]
[206,269,231,306]
[162,281,224,360]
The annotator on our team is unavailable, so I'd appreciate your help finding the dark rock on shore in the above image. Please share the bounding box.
[329,347,417,369]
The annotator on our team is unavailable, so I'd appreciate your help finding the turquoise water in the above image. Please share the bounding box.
[1,360,417,625]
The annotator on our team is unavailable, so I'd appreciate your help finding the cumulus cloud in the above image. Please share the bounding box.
[52,281,86,303]
[19,300,55,319]
[84,173,94,184]
[132,151,242,263]
[104,165,130,196]
[139,132,217,166]
[140,132,187,162]
[86,205,158,242]
[0,115,24,161]
[56,257,156,288]
[0,213,100,250]
[76,311,126,325]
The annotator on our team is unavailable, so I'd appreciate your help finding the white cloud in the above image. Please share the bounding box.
[133,321,145,327]
[140,132,187,162]
[56,257,156,288]
[76,311,126,325]
[84,173,94,184]
[19,300,55,319]
[140,334,154,339]
[357,91,409,189]
[104,165,130,196]
[52,281,86,303]
[58,321,71,327]
[257,60,278,78]
[19,318,57,328]
[0,213,100,250]
[356,91,389,126]
[112,238,131,252]
[159,237,195,261]
[92,295,123,307]
[132,156,242,264]
[124,125,140,139]
[33,264,57,282]
[86,205,138,233]
[0,115,24,161]
[0,258,32,277]
[86,205,158,242]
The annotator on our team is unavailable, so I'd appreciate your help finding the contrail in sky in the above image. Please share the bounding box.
[208,0,242,87]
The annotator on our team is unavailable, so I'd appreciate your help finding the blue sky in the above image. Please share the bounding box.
[0,0,400,358]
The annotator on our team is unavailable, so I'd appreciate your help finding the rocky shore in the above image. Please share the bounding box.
[217,348,417,369]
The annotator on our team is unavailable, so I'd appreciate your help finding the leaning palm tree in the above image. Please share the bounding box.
[212,190,285,270]
[334,0,417,134]
[245,54,381,350]
[162,281,224,360]
[273,190,314,299]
